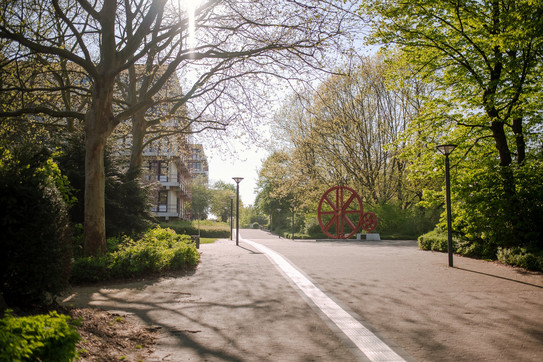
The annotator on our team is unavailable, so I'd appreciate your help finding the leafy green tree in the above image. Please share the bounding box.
[210,181,235,222]
[191,176,211,220]
[361,0,542,167]
[361,0,543,249]
[255,151,297,217]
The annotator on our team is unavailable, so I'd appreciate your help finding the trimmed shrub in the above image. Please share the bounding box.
[71,226,200,284]
[306,222,329,239]
[0,310,80,361]
[161,220,230,238]
[367,203,439,239]
[71,256,111,283]
[418,229,452,252]
[284,232,311,239]
[0,146,73,307]
[497,247,543,272]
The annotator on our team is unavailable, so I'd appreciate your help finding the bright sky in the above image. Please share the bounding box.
[205,140,269,207]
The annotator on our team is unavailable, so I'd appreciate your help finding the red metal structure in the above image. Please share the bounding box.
[317,186,363,239]
[361,211,378,233]
[317,186,378,239]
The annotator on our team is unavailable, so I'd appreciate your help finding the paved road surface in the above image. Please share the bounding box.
[64,229,543,361]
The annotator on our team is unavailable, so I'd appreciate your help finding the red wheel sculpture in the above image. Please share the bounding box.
[317,186,363,239]
[361,212,378,233]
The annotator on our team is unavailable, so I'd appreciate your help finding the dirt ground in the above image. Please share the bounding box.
[67,307,159,361]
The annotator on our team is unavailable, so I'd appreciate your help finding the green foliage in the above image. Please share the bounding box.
[417,229,451,252]
[161,220,230,238]
[0,145,72,308]
[361,0,543,267]
[0,310,80,361]
[70,227,200,284]
[191,176,211,220]
[210,181,236,222]
[368,203,439,239]
[284,232,311,239]
[453,161,543,250]
[497,247,543,272]
[305,221,329,239]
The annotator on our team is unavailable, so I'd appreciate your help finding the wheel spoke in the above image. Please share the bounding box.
[342,193,356,211]
[343,215,357,230]
[324,195,337,210]
[344,209,361,214]
[324,215,337,232]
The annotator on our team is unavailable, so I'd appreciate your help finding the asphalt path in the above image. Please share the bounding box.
[240,229,543,361]
[63,229,543,361]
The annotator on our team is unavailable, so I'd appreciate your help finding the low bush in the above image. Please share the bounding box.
[284,232,311,239]
[497,247,543,272]
[306,222,329,239]
[418,229,453,252]
[1,146,73,308]
[161,220,230,238]
[71,226,200,284]
[0,310,80,361]
[419,229,543,271]
[367,203,439,239]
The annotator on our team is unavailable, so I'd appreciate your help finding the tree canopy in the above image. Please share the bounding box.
[360,0,543,167]
[0,0,356,255]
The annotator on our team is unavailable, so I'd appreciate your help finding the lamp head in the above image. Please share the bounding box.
[232,177,244,184]
[436,144,457,156]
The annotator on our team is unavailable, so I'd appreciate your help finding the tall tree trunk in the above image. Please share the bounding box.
[83,78,115,256]
[84,127,107,256]
[490,120,512,167]
[128,111,147,177]
[512,117,526,164]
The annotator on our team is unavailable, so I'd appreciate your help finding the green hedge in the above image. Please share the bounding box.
[419,229,543,272]
[160,221,230,238]
[284,232,312,239]
[417,229,452,252]
[0,310,80,361]
[1,146,73,308]
[71,226,200,284]
[497,247,543,271]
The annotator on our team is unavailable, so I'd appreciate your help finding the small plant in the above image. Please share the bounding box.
[0,310,80,361]
[417,229,452,252]
[497,247,543,271]
[71,226,200,284]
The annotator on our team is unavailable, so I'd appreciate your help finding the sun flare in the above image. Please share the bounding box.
[183,0,204,48]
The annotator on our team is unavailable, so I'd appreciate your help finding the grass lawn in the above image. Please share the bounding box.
[200,237,218,244]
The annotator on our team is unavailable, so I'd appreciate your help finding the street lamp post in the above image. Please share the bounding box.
[437,144,457,267]
[277,208,281,238]
[232,177,243,246]
[291,203,295,240]
[229,195,234,241]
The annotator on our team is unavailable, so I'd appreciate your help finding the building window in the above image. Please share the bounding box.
[149,160,169,181]
[158,191,168,212]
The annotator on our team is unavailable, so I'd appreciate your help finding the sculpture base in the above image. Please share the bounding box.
[356,233,381,241]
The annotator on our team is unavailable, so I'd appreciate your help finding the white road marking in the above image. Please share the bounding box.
[240,237,406,362]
